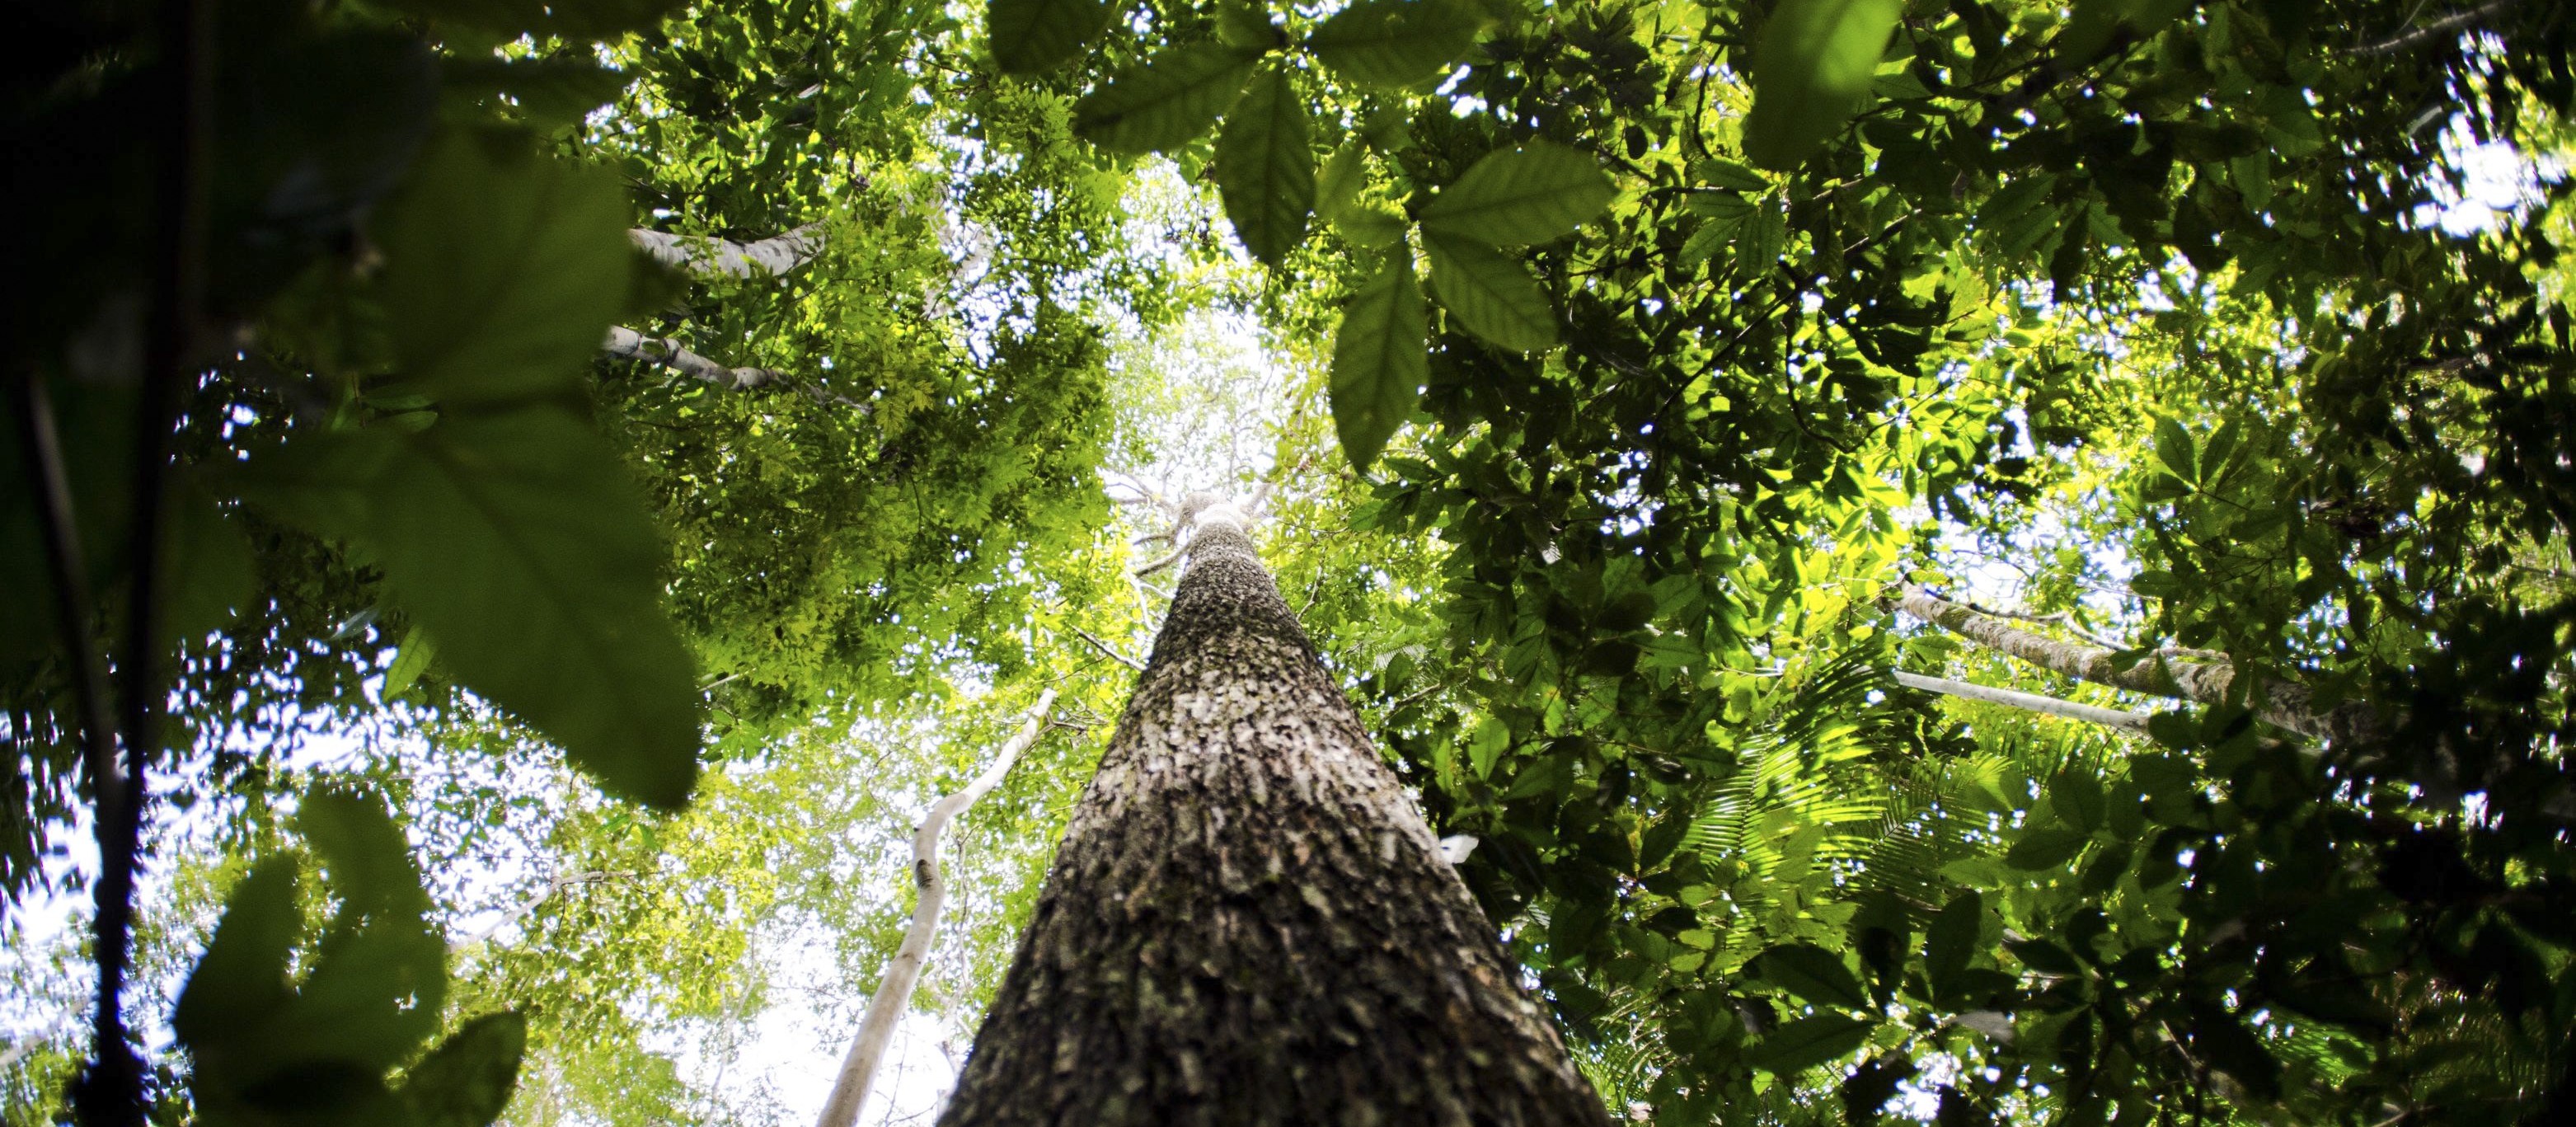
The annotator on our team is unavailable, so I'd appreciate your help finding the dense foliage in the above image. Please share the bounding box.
[5,0,2571,1121]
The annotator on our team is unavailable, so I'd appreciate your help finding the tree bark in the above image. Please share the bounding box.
[818,689,1058,1127]
[1897,590,2381,748]
[1891,670,2153,732]
[939,500,1612,1127]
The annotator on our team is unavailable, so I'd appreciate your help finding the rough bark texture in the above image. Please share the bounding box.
[939,505,1612,1127]
[1898,590,2382,747]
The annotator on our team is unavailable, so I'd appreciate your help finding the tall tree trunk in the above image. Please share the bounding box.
[938,500,1611,1127]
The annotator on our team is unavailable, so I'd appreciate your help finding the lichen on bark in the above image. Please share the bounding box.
[939,506,1612,1127]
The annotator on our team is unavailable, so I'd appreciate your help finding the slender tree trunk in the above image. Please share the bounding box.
[628,222,827,278]
[939,500,1611,1127]
[818,689,1058,1127]
[1898,590,2382,747]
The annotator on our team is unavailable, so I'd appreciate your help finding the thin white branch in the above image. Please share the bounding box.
[630,223,827,278]
[815,689,1058,1127]
[1893,670,2154,732]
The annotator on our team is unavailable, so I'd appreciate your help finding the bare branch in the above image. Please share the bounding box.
[2351,0,2522,54]
[817,691,1058,1127]
[630,222,827,278]
[603,326,870,411]
[1893,670,2154,732]
[1069,626,1147,673]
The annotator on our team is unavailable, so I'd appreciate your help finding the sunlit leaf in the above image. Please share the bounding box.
[1075,44,1263,156]
[1214,65,1316,266]
[1419,140,1616,246]
[1329,252,1428,469]
[1306,0,1485,90]
[1741,0,1903,170]
[988,0,1114,74]
[1424,231,1556,351]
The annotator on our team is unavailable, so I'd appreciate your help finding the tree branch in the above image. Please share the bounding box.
[1068,626,1146,673]
[2351,0,2522,54]
[629,223,827,278]
[602,326,870,411]
[1897,589,2382,748]
[816,689,1058,1127]
[1893,670,2153,732]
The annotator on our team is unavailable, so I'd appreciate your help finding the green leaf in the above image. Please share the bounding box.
[1215,0,1281,48]
[369,411,702,808]
[1305,0,1486,90]
[2004,827,2088,871]
[1316,139,1368,223]
[1213,65,1316,267]
[1742,0,1903,170]
[1074,45,1263,156]
[1693,157,1771,192]
[174,857,303,1048]
[1329,253,1429,470]
[2152,416,2197,481]
[1746,1012,1875,1074]
[384,625,438,699]
[400,1012,529,1127]
[373,129,633,405]
[1335,204,1410,248]
[1923,890,1983,992]
[299,787,434,918]
[1752,943,1871,1012]
[1425,231,1557,351]
[987,0,1114,74]
[1419,141,1616,247]
[2048,769,2105,834]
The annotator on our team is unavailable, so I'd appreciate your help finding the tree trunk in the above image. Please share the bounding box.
[938,501,1611,1127]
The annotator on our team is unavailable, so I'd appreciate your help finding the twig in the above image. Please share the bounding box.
[2350,0,2522,54]
[1068,626,1146,673]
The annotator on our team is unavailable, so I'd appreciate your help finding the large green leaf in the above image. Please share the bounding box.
[1305,0,1485,90]
[373,129,634,405]
[1751,943,1871,1012]
[235,411,702,808]
[1418,141,1615,247]
[988,0,1114,75]
[1214,66,1316,267]
[370,411,701,808]
[173,857,303,1046]
[1074,44,1264,156]
[1424,231,1556,351]
[1329,253,1428,470]
[1741,0,1903,170]
[1316,139,1368,223]
[401,1012,529,1127]
[1746,1012,1875,1074]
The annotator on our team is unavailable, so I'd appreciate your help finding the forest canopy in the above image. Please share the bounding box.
[3,0,2573,1121]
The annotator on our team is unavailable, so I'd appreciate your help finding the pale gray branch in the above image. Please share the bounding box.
[630,223,826,278]
[1069,626,1147,673]
[2352,0,2521,54]
[816,689,1058,1127]
[1893,670,2154,732]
